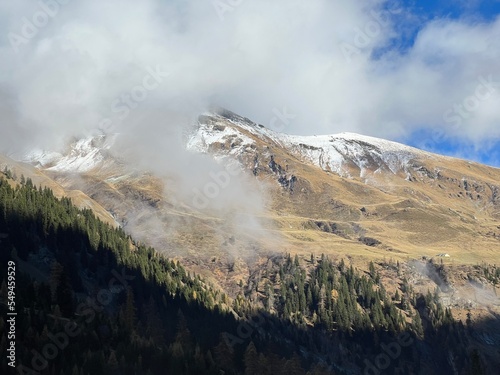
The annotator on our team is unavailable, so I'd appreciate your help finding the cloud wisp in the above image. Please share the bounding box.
[1,1,500,158]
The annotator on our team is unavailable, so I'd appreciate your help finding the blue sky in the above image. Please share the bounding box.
[385,0,500,53]
[403,129,500,166]
[387,0,500,166]
[410,0,500,21]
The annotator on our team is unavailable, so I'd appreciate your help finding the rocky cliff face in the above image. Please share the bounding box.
[189,110,500,244]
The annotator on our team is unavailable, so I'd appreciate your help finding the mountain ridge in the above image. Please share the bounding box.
[3,109,500,307]
[6,108,500,268]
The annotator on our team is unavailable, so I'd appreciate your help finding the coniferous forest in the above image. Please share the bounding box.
[0,170,489,374]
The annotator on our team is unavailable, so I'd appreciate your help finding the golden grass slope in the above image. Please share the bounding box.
[9,111,500,267]
[0,154,117,227]
[194,112,500,266]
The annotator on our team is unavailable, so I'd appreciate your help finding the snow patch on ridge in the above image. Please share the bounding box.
[269,132,429,177]
[23,135,116,173]
[186,117,256,160]
[189,112,430,178]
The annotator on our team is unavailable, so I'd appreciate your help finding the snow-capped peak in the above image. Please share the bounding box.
[274,132,430,177]
[23,134,116,173]
[189,111,430,178]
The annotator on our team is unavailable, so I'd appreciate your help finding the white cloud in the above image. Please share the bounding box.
[0,0,499,153]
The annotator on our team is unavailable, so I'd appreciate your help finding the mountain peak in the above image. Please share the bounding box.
[190,111,431,178]
[22,134,116,173]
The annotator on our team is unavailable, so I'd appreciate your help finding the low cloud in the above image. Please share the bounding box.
[1,1,500,168]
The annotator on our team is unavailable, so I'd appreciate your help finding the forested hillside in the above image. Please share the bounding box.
[0,170,490,374]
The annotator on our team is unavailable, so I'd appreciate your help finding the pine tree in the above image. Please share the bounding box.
[175,310,193,355]
[413,310,424,337]
[284,353,303,375]
[214,334,236,373]
[123,287,136,332]
[244,341,259,375]
[107,351,119,373]
[56,267,74,316]
[469,349,484,375]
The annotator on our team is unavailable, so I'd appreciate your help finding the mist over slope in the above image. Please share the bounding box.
[9,108,500,267]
